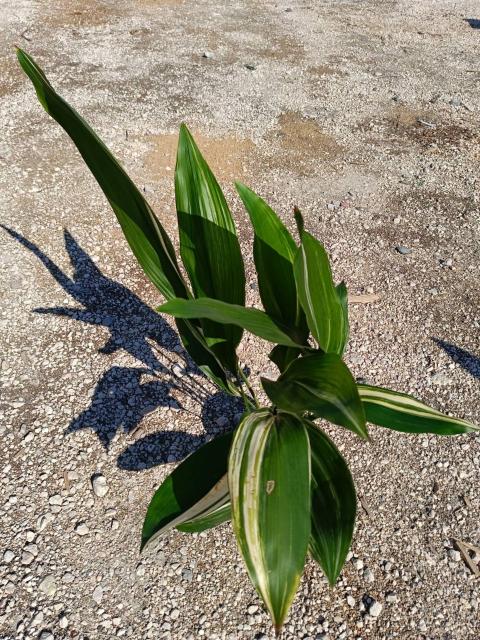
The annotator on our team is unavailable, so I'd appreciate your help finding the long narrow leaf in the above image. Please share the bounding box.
[294,231,348,355]
[262,352,368,439]
[17,49,232,393]
[159,298,302,347]
[306,422,356,586]
[358,384,479,435]
[229,410,311,632]
[141,432,233,551]
[17,48,187,301]
[177,502,231,533]
[176,125,245,371]
[236,182,308,343]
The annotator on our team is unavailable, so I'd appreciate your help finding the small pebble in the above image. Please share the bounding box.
[352,558,364,571]
[92,585,103,604]
[38,631,54,640]
[3,549,14,563]
[447,548,461,562]
[75,522,89,536]
[59,615,69,629]
[202,51,214,59]
[368,600,383,617]
[91,474,109,498]
[48,494,63,506]
[395,245,412,255]
[39,574,57,597]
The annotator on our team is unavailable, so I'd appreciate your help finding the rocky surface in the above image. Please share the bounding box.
[1,0,479,638]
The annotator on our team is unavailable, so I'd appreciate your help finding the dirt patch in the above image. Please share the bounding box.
[265,111,344,174]
[45,0,120,28]
[308,64,348,78]
[358,105,475,151]
[141,131,255,184]
[257,35,305,63]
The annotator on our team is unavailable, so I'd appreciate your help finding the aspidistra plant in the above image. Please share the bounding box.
[18,49,478,634]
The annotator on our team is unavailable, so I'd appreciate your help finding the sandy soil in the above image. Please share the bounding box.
[1,1,479,639]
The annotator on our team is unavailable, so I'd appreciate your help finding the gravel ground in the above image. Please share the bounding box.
[1,1,479,639]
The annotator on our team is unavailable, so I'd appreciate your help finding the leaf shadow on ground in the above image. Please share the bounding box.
[2,226,241,467]
[464,18,480,29]
[432,338,480,380]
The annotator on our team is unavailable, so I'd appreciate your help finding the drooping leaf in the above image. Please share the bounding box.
[294,231,348,355]
[236,182,308,343]
[16,48,187,302]
[358,384,479,435]
[141,432,233,551]
[268,344,305,373]
[177,502,231,533]
[262,352,368,439]
[229,410,311,632]
[176,125,245,372]
[159,298,302,347]
[17,48,232,393]
[306,421,356,586]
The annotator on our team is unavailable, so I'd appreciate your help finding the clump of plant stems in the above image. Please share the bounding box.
[17,49,478,634]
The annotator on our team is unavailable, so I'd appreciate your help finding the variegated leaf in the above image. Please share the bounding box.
[229,410,311,633]
[358,384,479,435]
[177,502,231,533]
[141,432,232,551]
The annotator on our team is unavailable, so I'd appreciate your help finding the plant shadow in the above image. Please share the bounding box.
[464,18,480,29]
[432,338,480,380]
[2,226,241,468]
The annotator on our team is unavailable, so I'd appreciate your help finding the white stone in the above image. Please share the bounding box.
[75,522,89,536]
[368,600,383,617]
[92,585,103,604]
[3,549,14,563]
[92,474,109,498]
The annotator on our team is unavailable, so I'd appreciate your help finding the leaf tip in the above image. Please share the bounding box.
[293,206,304,236]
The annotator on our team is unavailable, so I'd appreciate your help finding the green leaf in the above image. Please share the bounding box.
[177,502,231,533]
[176,125,245,372]
[335,281,349,352]
[159,298,302,348]
[294,231,348,355]
[229,410,311,633]
[268,344,304,373]
[141,432,233,551]
[175,318,232,394]
[17,49,232,394]
[236,182,308,343]
[16,48,187,302]
[358,384,479,435]
[306,421,356,586]
[262,352,368,439]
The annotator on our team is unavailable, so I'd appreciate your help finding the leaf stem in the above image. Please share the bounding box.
[237,365,259,408]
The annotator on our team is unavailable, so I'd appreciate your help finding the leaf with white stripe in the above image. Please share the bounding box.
[294,231,348,355]
[262,353,368,440]
[177,502,231,533]
[306,421,356,586]
[229,410,311,633]
[358,384,479,435]
[141,432,233,552]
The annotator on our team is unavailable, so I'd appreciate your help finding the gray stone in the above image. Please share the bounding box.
[39,574,57,597]
[395,245,412,255]
[447,548,461,562]
[3,549,14,563]
[202,51,214,59]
